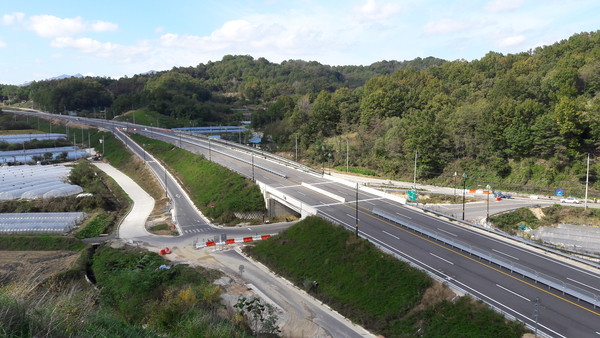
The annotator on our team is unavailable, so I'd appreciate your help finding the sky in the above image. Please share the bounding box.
[1,0,598,85]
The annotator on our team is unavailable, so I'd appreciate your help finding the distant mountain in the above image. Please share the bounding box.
[19,73,84,86]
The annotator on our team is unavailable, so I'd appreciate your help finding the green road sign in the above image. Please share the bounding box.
[407,189,417,201]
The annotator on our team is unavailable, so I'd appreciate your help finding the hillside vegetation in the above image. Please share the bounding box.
[2,30,599,196]
[129,133,265,223]
[245,216,528,337]
[0,245,252,337]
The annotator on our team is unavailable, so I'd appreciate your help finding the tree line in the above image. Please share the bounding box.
[1,30,599,192]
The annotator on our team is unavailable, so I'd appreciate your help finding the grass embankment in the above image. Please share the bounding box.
[490,205,600,234]
[0,235,85,251]
[245,217,528,337]
[0,245,252,337]
[130,133,265,224]
[333,166,378,176]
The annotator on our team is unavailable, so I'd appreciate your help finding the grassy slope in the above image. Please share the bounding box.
[246,216,528,337]
[130,133,265,223]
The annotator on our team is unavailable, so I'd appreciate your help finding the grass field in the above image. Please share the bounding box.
[246,217,529,337]
[130,133,265,224]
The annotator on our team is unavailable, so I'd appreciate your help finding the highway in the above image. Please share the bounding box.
[9,110,600,337]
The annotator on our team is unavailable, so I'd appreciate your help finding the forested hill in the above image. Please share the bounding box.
[0,55,445,122]
[2,30,599,193]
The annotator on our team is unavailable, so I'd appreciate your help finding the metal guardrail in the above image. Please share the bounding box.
[180,131,322,176]
[372,208,600,309]
[316,209,551,337]
[154,131,289,178]
[416,204,600,268]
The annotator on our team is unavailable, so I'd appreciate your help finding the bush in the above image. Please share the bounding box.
[0,235,85,251]
[75,212,115,239]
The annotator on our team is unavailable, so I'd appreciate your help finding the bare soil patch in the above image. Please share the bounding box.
[0,251,81,284]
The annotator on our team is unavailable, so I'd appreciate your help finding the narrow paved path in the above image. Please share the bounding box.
[93,161,374,337]
[94,163,154,239]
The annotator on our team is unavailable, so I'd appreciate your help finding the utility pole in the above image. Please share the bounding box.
[413,151,418,189]
[355,183,359,238]
[208,137,211,161]
[585,153,590,210]
[164,167,168,199]
[295,135,298,162]
[486,184,491,224]
[346,139,349,173]
[453,172,458,197]
[252,153,255,181]
[462,173,468,221]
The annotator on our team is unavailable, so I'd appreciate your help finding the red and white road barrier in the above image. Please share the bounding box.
[196,234,274,249]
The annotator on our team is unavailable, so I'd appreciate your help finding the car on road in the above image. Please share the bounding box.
[560,197,580,204]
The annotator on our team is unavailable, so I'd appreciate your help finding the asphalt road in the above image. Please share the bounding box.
[9,110,600,337]
[136,126,600,337]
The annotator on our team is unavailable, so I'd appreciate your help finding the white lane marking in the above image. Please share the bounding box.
[492,249,520,261]
[382,230,399,240]
[567,277,600,293]
[595,331,600,335]
[430,253,454,265]
[355,228,565,338]
[437,227,457,237]
[296,191,306,196]
[496,284,530,301]
[346,214,358,220]
[395,212,412,219]
[247,227,252,231]
[365,201,375,205]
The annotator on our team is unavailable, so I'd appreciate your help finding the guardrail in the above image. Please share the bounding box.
[153,131,289,178]
[315,209,552,337]
[180,131,323,176]
[372,208,599,309]
[416,204,600,268]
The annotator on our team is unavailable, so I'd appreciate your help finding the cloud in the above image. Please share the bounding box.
[0,40,6,48]
[2,12,25,25]
[50,36,151,60]
[91,20,118,33]
[497,35,525,47]
[352,0,403,21]
[51,37,117,56]
[485,0,524,13]
[24,14,119,38]
[28,15,86,38]
[424,18,470,35]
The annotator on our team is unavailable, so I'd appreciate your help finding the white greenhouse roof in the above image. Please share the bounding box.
[0,165,83,200]
[0,134,67,144]
[0,212,86,234]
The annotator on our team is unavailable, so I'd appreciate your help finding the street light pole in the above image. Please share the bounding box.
[462,173,468,221]
[164,167,168,199]
[453,171,457,197]
[355,183,359,238]
[251,153,255,181]
[585,153,590,210]
[486,184,491,224]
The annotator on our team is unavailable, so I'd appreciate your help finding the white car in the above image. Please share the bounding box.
[560,197,580,204]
